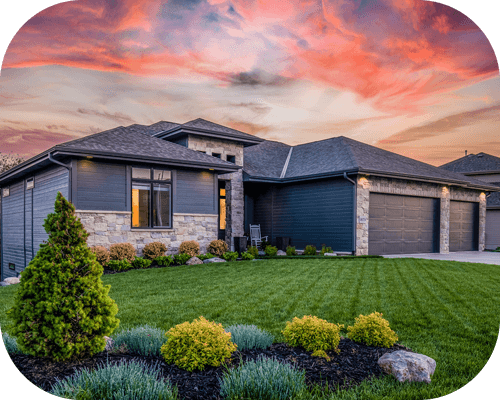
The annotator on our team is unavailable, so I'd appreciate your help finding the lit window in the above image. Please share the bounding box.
[132,167,151,179]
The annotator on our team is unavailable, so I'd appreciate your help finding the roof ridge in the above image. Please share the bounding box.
[339,136,361,170]
[56,126,126,149]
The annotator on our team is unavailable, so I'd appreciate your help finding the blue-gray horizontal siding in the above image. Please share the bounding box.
[2,165,68,279]
[176,170,216,214]
[250,178,354,251]
[76,160,127,211]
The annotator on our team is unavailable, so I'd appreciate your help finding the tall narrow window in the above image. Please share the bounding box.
[219,187,226,230]
[131,168,171,228]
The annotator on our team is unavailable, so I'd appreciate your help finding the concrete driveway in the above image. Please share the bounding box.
[382,251,500,265]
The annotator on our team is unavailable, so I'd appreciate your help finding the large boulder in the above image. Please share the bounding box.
[186,257,203,265]
[4,277,20,285]
[203,257,226,264]
[276,250,286,256]
[378,350,436,384]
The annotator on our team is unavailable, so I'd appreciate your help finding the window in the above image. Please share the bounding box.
[131,167,172,228]
[212,153,221,159]
[9,263,15,270]
[197,150,206,154]
[226,155,236,163]
[2,187,9,197]
[219,187,226,230]
[26,177,34,190]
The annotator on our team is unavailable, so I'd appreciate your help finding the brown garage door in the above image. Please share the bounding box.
[485,209,500,250]
[449,201,479,252]
[369,193,440,255]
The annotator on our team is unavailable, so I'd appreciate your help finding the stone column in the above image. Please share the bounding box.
[440,187,450,254]
[355,176,370,256]
[221,170,244,251]
[479,193,487,251]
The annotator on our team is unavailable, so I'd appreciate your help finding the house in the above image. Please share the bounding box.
[1,118,498,279]
[440,153,500,250]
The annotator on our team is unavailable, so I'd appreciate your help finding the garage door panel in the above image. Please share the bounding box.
[485,210,500,250]
[403,242,419,253]
[403,231,419,241]
[386,230,403,240]
[369,218,386,230]
[370,207,387,218]
[449,200,478,252]
[404,197,421,207]
[404,220,419,230]
[403,209,420,219]
[386,196,404,206]
[370,231,386,241]
[386,219,403,229]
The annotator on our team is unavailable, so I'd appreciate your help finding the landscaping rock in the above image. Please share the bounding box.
[4,277,20,285]
[378,350,436,384]
[336,252,352,256]
[186,257,203,265]
[0,282,10,287]
[258,251,265,256]
[324,252,337,256]
[203,257,226,263]
[277,250,286,256]
[104,336,114,351]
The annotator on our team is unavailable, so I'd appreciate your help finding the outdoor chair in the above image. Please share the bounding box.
[249,224,268,248]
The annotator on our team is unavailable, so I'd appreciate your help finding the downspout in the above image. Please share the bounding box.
[48,153,72,202]
[343,172,357,255]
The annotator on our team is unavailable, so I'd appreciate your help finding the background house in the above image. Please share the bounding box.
[440,153,500,250]
[1,119,498,280]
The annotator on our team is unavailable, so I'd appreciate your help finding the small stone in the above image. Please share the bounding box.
[277,250,287,256]
[324,252,337,256]
[186,257,203,265]
[203,257,226,263]
[104,336,114,351]
[4,277,20,285]
[0,282,10,286]
[378,350,436,384]
[258,251,265,256]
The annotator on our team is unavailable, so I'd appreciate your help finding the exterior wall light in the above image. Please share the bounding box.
[359,177,370,189]
[480,193,486,201]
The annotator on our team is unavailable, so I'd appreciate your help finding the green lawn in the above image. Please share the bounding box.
[1,258,499,399]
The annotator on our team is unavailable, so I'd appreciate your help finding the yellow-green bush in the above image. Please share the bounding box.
[303,245,317,256]
[282,315,343,357]
[160,316,237,371]
[91,246,110,266]
[208,239,228,257]
[179,240,200,257]
[347,312,398,348]
[109,243,136,263]
[247,246,259,258]
[142,242,167,260]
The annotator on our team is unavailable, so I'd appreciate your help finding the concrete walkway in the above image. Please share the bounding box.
[383,251,500,265]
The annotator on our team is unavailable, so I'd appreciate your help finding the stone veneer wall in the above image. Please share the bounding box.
[76,211,217,256]
[355,176,486,255]
[187,135,244,250]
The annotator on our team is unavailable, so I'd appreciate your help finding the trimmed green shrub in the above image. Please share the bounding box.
[219,355,306,400]
[2,332,22,354]
[179,240,200,257]
[286,246,297,256]
[198,253,216,261]
[112,325,166,356]
[108,259,133,271]
[264,245,278,256]
[91,246,110,266]
[320,246,333,255]
[109,243,136,263]
[7,192,119,361]
[347,312,398,348]
[222,251,238,262]
[225,324,274,350]
[495,246,500,252]
[208,239,228,257]
[155,255,174,266]
[247,246,259,258]
[259,239,271,250]
[240,251,254,261]
[174,253,191,265]
[303,245,317,256]
[282,315,343,359]
[51,359,178,400]
[142,242,167,260]
[160,316,237,371]
[132,257,152,269]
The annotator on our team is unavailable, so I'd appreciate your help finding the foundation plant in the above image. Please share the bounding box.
[208,239,228,257]
[179,240,200,257]
[347,312,398,348]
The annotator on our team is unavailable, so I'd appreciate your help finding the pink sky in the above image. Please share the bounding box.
[0,0,499,166]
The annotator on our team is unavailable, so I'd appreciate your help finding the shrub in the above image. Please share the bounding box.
[208,239,228,257]
[222,251,238,262]
[155,255,174,266]
[2,332,22,354]
[132,257,152,269]
[108,259,133,271]
[179,240,200,257]
[495,246,500,252]
[109,243,136,263]
[286,246,297,256]
[198,253,216,261]
[7,192,119,361]
[142,242,167,260]
[91,246,110,266]
[265,245,278,256]
[320,246,333,255]
[303,245,317,256]
[219,355,306,400]
[112,325,167,357]
[240,251,254,261]
[347,312,398,348]
[225,324,274,350]
[160,316,237,371]
[282,315,343,358]
[259,239,271,250]
[247,246,259,258]
[51,359,178,400]
[174,253,192,265]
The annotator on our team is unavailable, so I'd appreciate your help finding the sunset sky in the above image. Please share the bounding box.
[1,0,499,166]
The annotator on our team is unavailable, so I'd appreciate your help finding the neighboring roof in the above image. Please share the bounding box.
[0,125,240,185]
[155,118,264,147]
[440,152,500,174]
[244,136,500,191]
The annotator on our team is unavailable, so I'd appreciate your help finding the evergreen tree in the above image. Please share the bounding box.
[8,192,119,361]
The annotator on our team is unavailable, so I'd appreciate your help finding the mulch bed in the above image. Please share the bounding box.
[8,339,411,399]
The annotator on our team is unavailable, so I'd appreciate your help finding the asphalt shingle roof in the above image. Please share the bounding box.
[440,152,500,173]
[243,141,291,178]
[127,121,181,136]
[181,118,261,142]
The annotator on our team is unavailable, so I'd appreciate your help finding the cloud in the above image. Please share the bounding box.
[76,108,136,124]
[226,69,293,87]
[0,127,77,156]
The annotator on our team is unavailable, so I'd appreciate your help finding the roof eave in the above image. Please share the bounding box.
[244,169,359,183]
[462,170,500,176]
[156,127,264,146]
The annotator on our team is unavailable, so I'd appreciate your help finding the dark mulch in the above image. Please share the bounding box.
[8,339,411,399]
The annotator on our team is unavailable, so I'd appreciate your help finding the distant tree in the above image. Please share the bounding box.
[0,152,26,174]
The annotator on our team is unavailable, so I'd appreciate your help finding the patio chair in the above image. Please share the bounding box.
[250,224,268,248]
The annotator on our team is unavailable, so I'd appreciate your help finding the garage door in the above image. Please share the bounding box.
[485,209,500,250]
[369,193,440,255]
[450,201,479,252]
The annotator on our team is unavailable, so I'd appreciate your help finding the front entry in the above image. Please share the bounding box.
[218,180,226,240]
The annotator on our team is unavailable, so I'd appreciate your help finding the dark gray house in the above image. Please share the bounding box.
[1,119,498,280]
[440,152,500,250]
